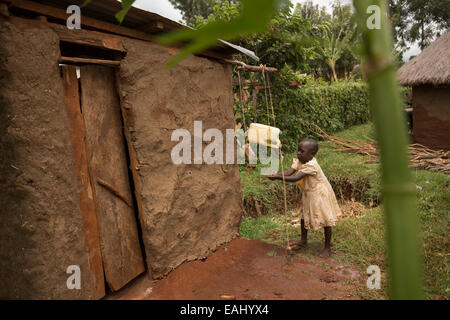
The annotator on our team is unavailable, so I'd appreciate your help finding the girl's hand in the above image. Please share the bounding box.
[267,174,279,180]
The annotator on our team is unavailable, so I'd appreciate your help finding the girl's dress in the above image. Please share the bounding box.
[291,157,342,231]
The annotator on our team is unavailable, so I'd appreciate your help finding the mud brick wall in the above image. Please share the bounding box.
[412,85,450,150]
[119,39,244,278]
[0,18,96,299]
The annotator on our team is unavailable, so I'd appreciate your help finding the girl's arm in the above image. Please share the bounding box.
[278,168,296,177]
[267,167,295,180]
[268,171,308,182]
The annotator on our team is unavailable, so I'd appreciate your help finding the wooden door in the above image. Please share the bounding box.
[80,65,145,291]
[61,65,106,299]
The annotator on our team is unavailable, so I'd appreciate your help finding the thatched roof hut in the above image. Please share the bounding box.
[397,32,450,151]
[398,32,450,86]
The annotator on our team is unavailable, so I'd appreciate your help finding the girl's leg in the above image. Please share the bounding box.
[321,227,332,257]
[300,219,308,246]
[291,219,308,248]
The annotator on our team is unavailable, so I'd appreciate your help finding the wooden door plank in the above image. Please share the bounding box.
[113,67,152,279]
[80,65,145,291]
[61,65,105,299]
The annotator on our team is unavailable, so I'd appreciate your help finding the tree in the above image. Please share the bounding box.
[312,23,354,81]
[293,0,330,25]
[196,0,313,71]
[169,0,239,26]
[195,0,359,80]
[310,2,357,81]
[389,0,450,50]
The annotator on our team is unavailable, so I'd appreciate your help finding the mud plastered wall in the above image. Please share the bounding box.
[119,39,244,278]
[412,85,450,150]
[0,18,95,299]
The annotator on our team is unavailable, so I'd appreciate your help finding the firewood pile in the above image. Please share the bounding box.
[308,124,450,174]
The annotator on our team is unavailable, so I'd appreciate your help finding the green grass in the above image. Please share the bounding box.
[239,123,450,300]
[316,123,381,206]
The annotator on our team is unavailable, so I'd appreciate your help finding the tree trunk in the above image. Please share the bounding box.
[330,62,338,82]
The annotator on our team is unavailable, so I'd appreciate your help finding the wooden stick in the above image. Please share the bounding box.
[309,122,449,174]
[223,59,278,73]
[59,56,120,66]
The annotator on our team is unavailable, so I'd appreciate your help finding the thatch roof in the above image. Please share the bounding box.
[398,32,450,86]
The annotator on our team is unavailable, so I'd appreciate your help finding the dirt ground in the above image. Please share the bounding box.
[106,237,362,300]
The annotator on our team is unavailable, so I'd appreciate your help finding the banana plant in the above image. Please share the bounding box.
[311,22,354,81]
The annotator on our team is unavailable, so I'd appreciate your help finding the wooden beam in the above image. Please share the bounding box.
[5,0,156,42]
[59,56,120,66]
[36,15,47,22]
[224,59,278,73]
[139,21,164,34]
[50,22,126,52]
[3,0,232,61]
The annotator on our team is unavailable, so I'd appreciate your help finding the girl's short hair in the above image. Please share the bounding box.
[300,139,319,155]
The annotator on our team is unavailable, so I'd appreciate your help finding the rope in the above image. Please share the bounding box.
[267,73,276,127]
[261,65,271,127]
[237,70,247,132]
[261,65,290,250]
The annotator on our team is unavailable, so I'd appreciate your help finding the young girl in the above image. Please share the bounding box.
[268,139,342,257]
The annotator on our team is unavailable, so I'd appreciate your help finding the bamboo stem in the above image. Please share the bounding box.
[353,0,423,299]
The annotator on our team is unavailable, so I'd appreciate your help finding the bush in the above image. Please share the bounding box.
[235,81,372,152]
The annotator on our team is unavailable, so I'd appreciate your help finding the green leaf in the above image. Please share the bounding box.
[115,0,135,23]
[157,0,278,67]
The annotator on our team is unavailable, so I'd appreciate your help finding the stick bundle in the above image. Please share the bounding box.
[308,123,449,174]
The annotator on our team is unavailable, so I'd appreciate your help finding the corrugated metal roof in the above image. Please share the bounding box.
[36,0,181,31]
[33,0,259,60]
[219,40,259,62]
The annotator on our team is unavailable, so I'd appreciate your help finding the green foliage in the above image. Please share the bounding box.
[168,0,240,26]
[195,0,240,27]
[389,0,449,50]
[235,80,371,152]
[196,0,314,72]
[196,0,360,79]
[293,0,331,25]
[115,0,135,23]
[308,3,358,81]
[239,215,281,240]
[158,0,278,67]
[240,123,449,299]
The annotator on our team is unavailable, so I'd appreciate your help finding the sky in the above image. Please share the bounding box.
[131,1,353,23]
[131,0,420,60]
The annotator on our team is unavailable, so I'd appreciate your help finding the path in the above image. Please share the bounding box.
[106,237,361,300]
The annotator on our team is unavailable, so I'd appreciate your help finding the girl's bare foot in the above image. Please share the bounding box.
[320,247,331,258]
[290,240,307,248]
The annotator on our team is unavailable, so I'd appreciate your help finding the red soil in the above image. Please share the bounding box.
[106,237,361,300]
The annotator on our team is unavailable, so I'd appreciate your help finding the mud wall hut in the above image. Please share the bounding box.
[0,0,248,299]
[398,32,450,150]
